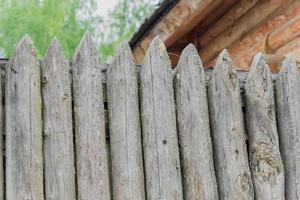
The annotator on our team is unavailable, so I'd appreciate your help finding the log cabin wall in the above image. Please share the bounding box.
[131,0,300,72]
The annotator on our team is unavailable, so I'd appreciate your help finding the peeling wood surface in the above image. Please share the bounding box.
[107,42,145,200]
[245,53,284,200]
[41,39,76,200]
[208,50,254,200]
[275,56,300,200]
[175,44,218,200]
[72,32,110,200]
[5,35,44,200]
[140,37,183,200]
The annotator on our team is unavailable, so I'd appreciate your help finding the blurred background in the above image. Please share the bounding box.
[0,0,159,62]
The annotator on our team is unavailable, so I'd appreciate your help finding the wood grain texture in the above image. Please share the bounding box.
[72,32,110,200]
[174,44,218,200]
[224,0,299,71]
[107,42,145,200]
[140,37,183,200]
[245,53,284,200]
[132,0,223,64]
[41,39,76,200]
[208,49,254,200]
[275,56,300,200]
[199,0,285,63]
[5,35,44,200]
[267,15,300,52]
[198,0,259,47]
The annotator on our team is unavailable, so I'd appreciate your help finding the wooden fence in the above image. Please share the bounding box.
[0,32,299,200]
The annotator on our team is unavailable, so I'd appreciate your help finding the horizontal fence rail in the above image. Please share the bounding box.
[0,33,299,200]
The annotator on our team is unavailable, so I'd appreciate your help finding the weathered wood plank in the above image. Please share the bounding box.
[0,54,3,200]
[140,37,183,200]
[5,35,44,200]
[174,44,218,200]
[275,55,300,200]
[41,39,76,200]
[0,59,279,89]
[72,32,110,200]
[107,42,145,200]
[245,53,284,200]
[208,49,254,200]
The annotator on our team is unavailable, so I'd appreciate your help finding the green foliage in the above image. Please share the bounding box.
[98,0,156,61]
[0,0,156,60]
[0,0,101,58]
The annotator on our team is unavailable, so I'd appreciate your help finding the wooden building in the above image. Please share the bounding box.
[130,0,300,72]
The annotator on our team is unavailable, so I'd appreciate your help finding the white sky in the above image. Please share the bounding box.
[97,0,119,18]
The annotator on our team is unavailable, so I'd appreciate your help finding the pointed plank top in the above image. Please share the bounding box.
[248,52,266,72]
[8,34,38,72]
[73,31,99,62]
[214,49,232,71]
[181,43,199,56]
[42,38,68,83]
[16,34,34,48]
[117,41,132,54]
[107,41,134,74]
[148,36,166,54]
[142,36,172,72]
[245,53,272,98]
[279,55,298,75]
[211,49,238,89]
[11,34,37,59]
[72,31,103,76]
[176,43,203,72]
[44,37,65,61]
[176,44,205,84]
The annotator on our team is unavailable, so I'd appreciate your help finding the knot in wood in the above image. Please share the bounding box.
[250,142,282,181]
[234,172,254,199]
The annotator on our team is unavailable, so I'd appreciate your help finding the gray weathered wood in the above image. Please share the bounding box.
[174,44,218,200]
[72,32,110,200]
[5,35,44,200]
[275,55,300,200]
[0,59,279,89]
[245,53,284,200]
[0,49,3,200]
[41,39,76,200]
[107,42,145,200]
[140,37,183,200]
[208,49,254,200]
